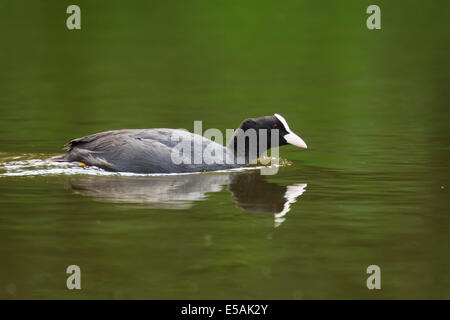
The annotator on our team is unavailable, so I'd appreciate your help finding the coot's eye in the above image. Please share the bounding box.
[272,124,279,129]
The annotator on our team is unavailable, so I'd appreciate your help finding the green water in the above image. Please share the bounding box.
[0,0,449,299]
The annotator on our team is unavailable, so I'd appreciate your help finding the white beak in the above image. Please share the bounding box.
[274,113,308,149]
[284,132,308,149]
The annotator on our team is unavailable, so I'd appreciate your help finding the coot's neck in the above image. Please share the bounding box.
[226,129,270,164]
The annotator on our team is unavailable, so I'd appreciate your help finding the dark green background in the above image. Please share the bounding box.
[0,0,449,299]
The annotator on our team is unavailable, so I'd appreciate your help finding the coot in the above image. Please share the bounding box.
[51,114,307,173]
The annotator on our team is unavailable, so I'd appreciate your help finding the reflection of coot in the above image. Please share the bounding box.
[67,171,306,227]
[228,172,307,227]
[68,174,230,209]
[228,172,287,213]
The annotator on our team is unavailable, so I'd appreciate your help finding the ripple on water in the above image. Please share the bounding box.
[0,153,291,177]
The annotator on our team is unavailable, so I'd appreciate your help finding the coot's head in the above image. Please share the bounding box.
[237,113,307,149]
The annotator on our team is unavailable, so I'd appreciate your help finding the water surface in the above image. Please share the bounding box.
[0,0,449,299]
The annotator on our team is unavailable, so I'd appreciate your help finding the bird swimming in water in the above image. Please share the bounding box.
[50,113,307,173]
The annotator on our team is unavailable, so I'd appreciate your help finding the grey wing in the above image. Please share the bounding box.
[134,129,232,171]
[62,130,180,173]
